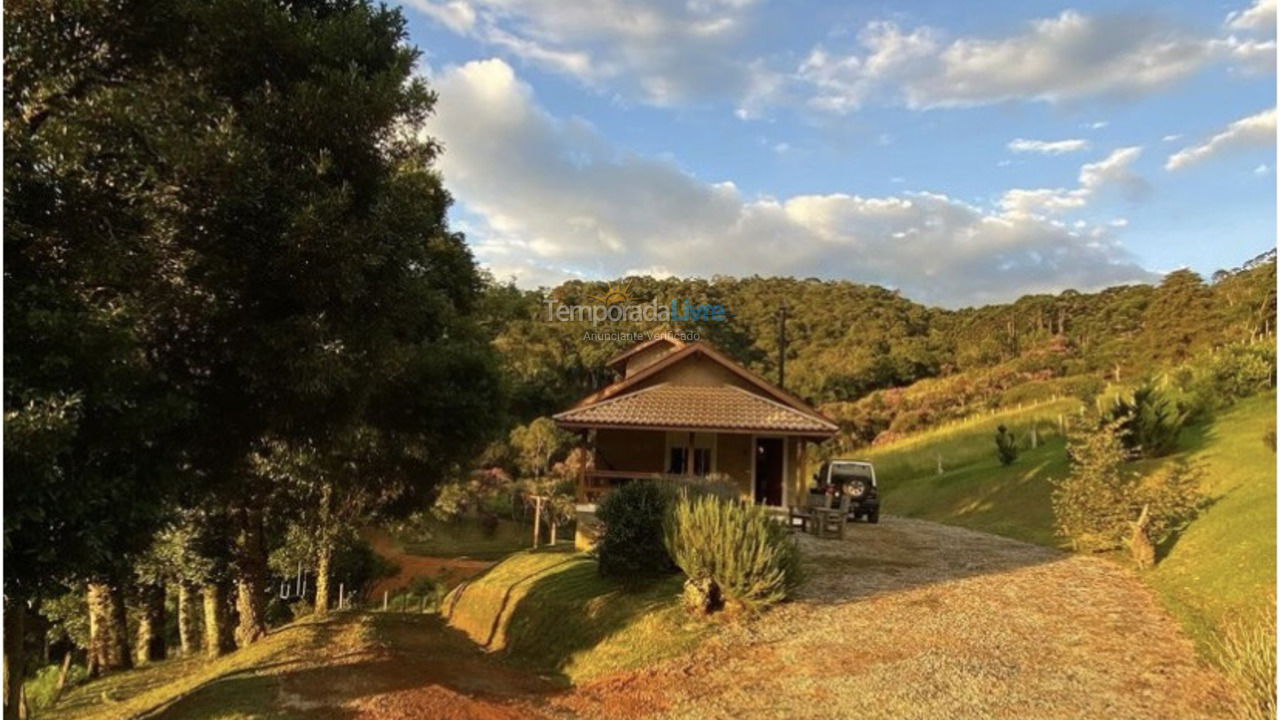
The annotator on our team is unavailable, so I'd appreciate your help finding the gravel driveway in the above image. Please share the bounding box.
[542,516,1237,720]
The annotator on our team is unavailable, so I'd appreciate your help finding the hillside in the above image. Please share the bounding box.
[862,391,1277,655]
[441,548,709,685]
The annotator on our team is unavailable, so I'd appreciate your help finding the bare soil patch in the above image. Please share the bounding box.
[363,528,495,600]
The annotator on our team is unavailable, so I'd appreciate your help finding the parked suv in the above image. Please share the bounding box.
[812,460,880,523]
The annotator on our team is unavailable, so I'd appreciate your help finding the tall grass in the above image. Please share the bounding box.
[1216,599,1277,720]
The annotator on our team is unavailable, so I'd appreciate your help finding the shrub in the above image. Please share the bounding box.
[1100,383,1189,458]
[24,662,88,712]
[663,493,801,614]
[595,481,676,581]
[1216,599,1277,720]
[1053,420,1204,560]
[995,424,1018,465]
[1176,343,1276,414]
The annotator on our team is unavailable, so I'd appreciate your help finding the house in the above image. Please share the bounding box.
[554,335,839,548]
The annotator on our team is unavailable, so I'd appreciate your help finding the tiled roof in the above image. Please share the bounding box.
[555,383,838,435]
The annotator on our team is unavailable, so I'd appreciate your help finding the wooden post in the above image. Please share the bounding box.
[337,583,344,611]
[1031,425,1039,449]
[936,453,943,475]
[531,495,545,549]
[382,591,388,611]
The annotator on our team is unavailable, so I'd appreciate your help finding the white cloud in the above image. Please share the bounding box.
[1165,107,1277,170]
[1008,138,1090,154]
[427,59,1157,306]
[1255,163,1272,174]
[1162,134,1183,142]
[795,5,1275,114]
[999,147,1147,217]
[1227,0,1277,33]
[405,0,762,107]
[404,0,477,32]
[1088,121,1110,129]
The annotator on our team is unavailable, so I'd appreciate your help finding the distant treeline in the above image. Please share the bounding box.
[480,253,1277,433]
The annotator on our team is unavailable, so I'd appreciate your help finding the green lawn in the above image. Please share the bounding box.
[393,515,532,560]
[1148,392,1277,653]
[443,548,709,685]
[40,615,372,720]
[856,390,1276,660]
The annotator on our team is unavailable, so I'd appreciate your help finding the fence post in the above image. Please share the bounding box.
[338,583,344,610]
[383,590,388,611]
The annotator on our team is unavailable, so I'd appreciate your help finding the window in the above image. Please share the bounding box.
[668,446,688,474]
[692,447,712,476]
[666,432,715,476]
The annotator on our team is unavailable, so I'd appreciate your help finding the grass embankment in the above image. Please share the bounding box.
[1146,393,1277,652]
[858,391,1276,657]
[861,399,1080,547]
[41,615,374,720]
[443,548,708,686]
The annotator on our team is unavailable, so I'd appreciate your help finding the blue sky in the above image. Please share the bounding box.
[397,0,1276,307]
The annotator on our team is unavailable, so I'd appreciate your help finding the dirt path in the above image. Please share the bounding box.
[363,528,496,600]
[200,517,1235,719]
[538,517,1237,720]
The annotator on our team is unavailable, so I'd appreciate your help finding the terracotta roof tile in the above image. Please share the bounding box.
[555,383,837,435]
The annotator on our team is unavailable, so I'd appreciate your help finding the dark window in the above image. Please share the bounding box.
[668,446,688,474]
[692,447,712,476]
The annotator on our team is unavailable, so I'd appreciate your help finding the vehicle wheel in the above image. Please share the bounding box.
[867,510,880,524]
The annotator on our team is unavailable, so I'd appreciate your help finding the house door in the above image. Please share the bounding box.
[754,437,784,505]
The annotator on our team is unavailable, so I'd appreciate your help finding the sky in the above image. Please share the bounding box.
[397,0,1277,307]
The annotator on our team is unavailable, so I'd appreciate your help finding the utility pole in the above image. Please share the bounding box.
[777,304,788,390]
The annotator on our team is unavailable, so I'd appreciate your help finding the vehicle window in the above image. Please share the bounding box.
[830,465,873,482]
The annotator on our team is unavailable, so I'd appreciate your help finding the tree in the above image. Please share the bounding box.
[1052,420,1203,564]
[995,424,1018,466]
[1101,383,1188,458]
[510,418,574,478]
[8,0,504,665]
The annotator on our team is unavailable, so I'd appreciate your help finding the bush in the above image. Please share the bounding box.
[1176,343,1276,414]
[995,424,1018,465]
[595,481,676,581]
[1053,420,1204,560]
[663,493,801,614]
[1100,383,1188,458]
[24,662,87,712]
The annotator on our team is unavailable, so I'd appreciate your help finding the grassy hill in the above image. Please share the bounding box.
[860,399,1080,547]
[442,548,710,686]
[858,391,1276,656]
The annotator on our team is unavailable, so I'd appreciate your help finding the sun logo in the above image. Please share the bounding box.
[592,281,633,306]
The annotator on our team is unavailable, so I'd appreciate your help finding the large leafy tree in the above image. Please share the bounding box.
[6,0,502,701]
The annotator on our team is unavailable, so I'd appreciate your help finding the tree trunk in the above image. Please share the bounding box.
[233,506,270,646]
[201,583,234,658]
[314,541,333,617]
[1130,504,1156,571]
[104,584,132,672]
[87,582,132,675]
[52,651,72,704]
[177,583,201,656]
[4,593,26,720]
[135,582,166,664]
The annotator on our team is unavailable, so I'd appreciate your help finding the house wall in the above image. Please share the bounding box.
[593,428,664,473]
[716,433,753,500]
[632,354,759,394]
[623,343,678,378]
